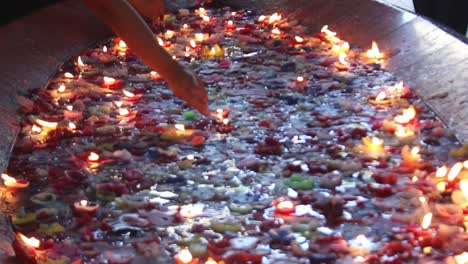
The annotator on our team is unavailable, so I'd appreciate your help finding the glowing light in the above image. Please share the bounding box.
[447,162,463,181]
[36,119,58,128]
[119,40,127,49]
[338,53,348,65]
[190,39,197,49]
[183,24,189,29]
[366,41,384,60]
[296,76,304,82]
[103,46,108,52]
[157,37,164,46]
[57,84,66,93]
[68,122,76,130]
[186,155,195,161]
[31,125,42,133]
[275,199,295,214]
[222,119,230,125]
[436,182,446,192]
[88,152,100,162]
[103,76,116,85]
[205,257,218,264]
[66,105,73,111]
[175,248,193,264]
[375,92,387,101]
[454,252,468,264]
[394,125,415,138]
[295,36,304,43]
[64,72,74,78]
[258,15,266,22]
[231,12,237,16]
[268,13,282,24]
[355,234,369,246]
[77,56,84,67]
[198,7,207,16]
[421,212,432,230]
[175,124,185,131]
[436,166,448,178]
[18,233,40,248]
[394,106,416,124]
[464,160,468,169]
[460,180,468,202]
[119,108,130,116]
[227,20,234,26]
[194,33,204,42]
[271,28,281,36]
[202,16,210,22]
[2,174,29,189]
[123,90,135,97]
[114,101,123,108]
[165,30,175,39]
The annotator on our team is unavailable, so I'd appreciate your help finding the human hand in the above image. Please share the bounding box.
[166,66,210,116]
[128,0,165,20]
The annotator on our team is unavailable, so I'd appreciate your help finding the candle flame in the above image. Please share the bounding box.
[227,20,234,26]
[157,37,164,46]
[277,200,294,210]
[32,125,42,133]
[68,122,76,130]
[271,28,281,36]
[202,16,210,22]
[205,257,218,264]
[165,30,175,39]
[370,137,383,146]
[190,40,197,49]
[64,72,74,79]
[18,233,40,249]
[195,33,205,42]
[119,40,127,49]
[175,124,185,131]
[411,147,420,155]
[103,76,116,85]
[455,252,468,264]
[321,25,336,36]
[198,7,206,16]
[183,24,189,29]
[436,182,446,192]
[119,108,130,116]
[366,41,384,60]
[295,36,304,43]
[375,92,387,101]
[464,160,468,169]
[222,118,229,125]
[123,90,135,97]
[338,53,348,65]
[447,162,463,181]
[421,212,432,229]
[36,119,58,128]
[332,42,350,54]
[394,106,416,124]
[296,76,304,82]
[436,166,448,178]
[176,248,193,264]
[186,155,195,161]
[103,46,108,52]
[88,152,100,162]
[231,12,237,16]
[57,84,66,93]
[80,200,88,206]
[394,125,415,138]
[355,234,369,245]
[258,15,266,22]
[268,13,282,24]
[66,105,73,111]
[77,56,84,67]
[2,174,17,186]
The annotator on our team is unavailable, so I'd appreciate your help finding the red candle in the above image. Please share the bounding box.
[225,20,237,30]
[274,199,295,215]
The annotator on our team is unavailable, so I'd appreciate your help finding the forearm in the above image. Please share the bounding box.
[83,0,180,80]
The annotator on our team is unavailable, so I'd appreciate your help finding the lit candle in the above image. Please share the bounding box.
[2,173,30,189]
[447,162,463,181]
[118,108,130,117]
[421,212,432,230]
[64,72,74,79]
[122,89,135,98]
[349,234,373,256]
[225,20,237,30]
[175,248,198,264]
[116,39,128,56]
[88,152,100,162]
[273,198,295,215]
[331,42,350,55]
[35,119,58,129]
[165,30,175,39]
[73,200,99,215]
[196,7,207,17]
[294,76,307,90]
[18,233,40,249]
[387,81,411,98]
[205,257,218,264]
[321,25,340,43]
[394,125,416,142]
[401,146,421,169]
[268,13,282,24]
[189,39,198,49]
[31,125,42,134]
[394,106,417,125]
[68,122,76,131]
[370,92,392,106]
[102,46,108,53]
[161,124,195,142]
[366,41,384,61]
[202,44,224,59]
[294,36,304,44]
[355,137,386,160]
[102,76,122,89]
[271,28,282,38]
[258,15,267,23]
[451,179,468,206]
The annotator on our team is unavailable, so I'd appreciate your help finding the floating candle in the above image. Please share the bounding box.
[338,53,348,66]
[258,15,266,22]
[88,152,100,162]
[68,122,76,130]
[119,40,127,50]
[202,16,210,23]
[331,42,350,55]
[225,20,237,30]
[165,30,175,39]
[274,198,295,215]
[18,233,40,249]
[421,212,432,230]
[175,248,197,264]
[122,90,135,98]
[271,28,282,37]
[268,13,282,24]
[102,46,108,52]
[366,41,384,60]
[2,173,30,189]
[31,125,42,134]
[447,162,463,181]
[73,200,99,214]
[190,40,197,49]
[394,106,416,124]
[64,72,74,79]
[66,105,73,111]
[35,119,58,129]
[388,81,411,98]
[355,137,386,159]
[436,166,448,178]
[103,76,116,86]
[119,108,130,116]
[401,146,421,169]
[294,36,304,43]
[394,125,415,141]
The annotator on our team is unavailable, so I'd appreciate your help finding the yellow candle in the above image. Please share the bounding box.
[401,145,421,169]
[355,137,386,159]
